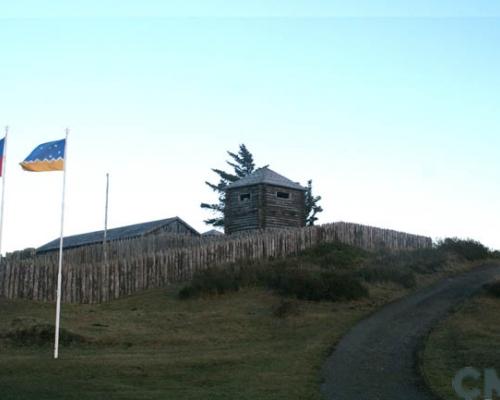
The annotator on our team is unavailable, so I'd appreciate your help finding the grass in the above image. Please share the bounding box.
[421,284,500,399]
[0,286,400,400]
[0,240,487,400]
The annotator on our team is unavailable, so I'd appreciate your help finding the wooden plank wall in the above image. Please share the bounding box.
[262,184,306,230]
[224,185,262,234]
[224,184,306,234]
[0,222,432,304]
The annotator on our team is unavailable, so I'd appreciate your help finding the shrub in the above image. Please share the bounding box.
[299,242,368,269]
[405,248,448,273]
[437,238,490,261]
[273,299,300,318]
[321,272,369,301]
[178,268,240,299]
[267,269,368,302]
[485,281,500,298]
[179,242,454,301]
[181,262,369,302]
[369,248,447,274]
[5,318,85,346]
[354,247,450,288]
[356,266,416,288]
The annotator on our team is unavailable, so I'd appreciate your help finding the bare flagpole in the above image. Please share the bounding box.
[103,173,109,266]
[0,126,8,256]
[54,128,69,360]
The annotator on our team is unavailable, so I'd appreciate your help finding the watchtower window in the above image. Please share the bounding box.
[276,191,290,199]
[239,193,251,202]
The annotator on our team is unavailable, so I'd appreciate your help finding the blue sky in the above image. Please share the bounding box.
[2,1,500,17]
[1,2,499,252]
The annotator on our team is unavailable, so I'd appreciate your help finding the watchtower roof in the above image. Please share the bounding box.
[226,167,306,191]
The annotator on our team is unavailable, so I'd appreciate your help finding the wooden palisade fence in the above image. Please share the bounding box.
[0,222,432,304]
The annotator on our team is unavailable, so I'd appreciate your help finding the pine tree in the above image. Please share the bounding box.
[305,179,323,226]
[201,144,255,227]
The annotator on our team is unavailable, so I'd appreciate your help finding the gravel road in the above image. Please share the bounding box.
[321,262,500,400]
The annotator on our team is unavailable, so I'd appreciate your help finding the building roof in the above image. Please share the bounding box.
[202,229,224,236]
[37,217,199,253]
[225,167,306,191]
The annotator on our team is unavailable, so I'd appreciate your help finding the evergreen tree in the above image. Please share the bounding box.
[305,179,323,226]
[201,144,255,227]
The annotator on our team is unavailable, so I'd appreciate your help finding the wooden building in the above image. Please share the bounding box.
[224,167,307,234]
[37,216,199,253]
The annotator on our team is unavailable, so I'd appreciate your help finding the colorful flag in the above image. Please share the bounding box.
[20,139,66,172]
[0,137,5,177]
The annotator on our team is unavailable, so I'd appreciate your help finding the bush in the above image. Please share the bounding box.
[4,318,85,346]
[180,261,369,303]
[273,299,300,318]
[178,242,451,301]
[267,269,368,302]
[299,242,368,269]
[485,281,500,298]
[353,247,451,288]
[178,268,240,299]
[356,266,416,288]
[369,248,447,274]
[405,248,448,273]
[437,238,490,261]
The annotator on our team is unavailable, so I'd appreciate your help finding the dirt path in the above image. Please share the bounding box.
[321,262,500,400]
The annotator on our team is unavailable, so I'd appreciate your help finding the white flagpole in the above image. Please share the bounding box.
[103,172,109,266]
[54,128,69,360]
[0,126,8,256]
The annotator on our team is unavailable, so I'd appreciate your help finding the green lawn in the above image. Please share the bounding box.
[421,288,500,399]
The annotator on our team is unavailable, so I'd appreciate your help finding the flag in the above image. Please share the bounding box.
[0,137,5,177]
[20,139,66,172]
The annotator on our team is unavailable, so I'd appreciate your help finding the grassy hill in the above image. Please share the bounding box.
[0,241,489,400]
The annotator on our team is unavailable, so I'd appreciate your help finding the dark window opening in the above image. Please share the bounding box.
[240,193,251,202]
[276,191,290,199]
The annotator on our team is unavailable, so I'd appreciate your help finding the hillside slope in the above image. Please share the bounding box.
[0,241,488,400]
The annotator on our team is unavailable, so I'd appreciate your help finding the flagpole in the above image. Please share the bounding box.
[54,128,69,360]
[103,172,109,266]
[0,126,8,256]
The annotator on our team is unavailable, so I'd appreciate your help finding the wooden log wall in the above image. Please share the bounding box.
[0,222,432,304]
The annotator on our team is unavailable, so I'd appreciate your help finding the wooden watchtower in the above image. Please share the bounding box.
[224,167,307,234]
